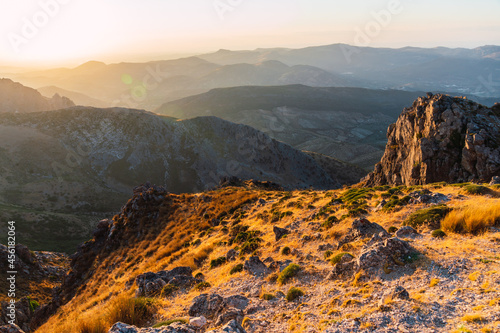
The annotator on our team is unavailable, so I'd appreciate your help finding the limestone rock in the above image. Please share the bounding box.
[337,218,389,249]
[273,226,290,241]
[188,294,225,319]
[364,94,500,186]
[209,319,246,333]
[243,256,271,277]
[395,226,420,239]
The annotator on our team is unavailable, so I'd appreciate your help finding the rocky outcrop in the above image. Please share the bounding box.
[135,267,200,297]
[108,322,195,333]
[364,94,500,186]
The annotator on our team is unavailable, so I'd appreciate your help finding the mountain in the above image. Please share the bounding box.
[5,58,362,110]
[37,86,108,108]
[199,44,500,97]
[156,85,431,169]
[0,78,74,113]
[364,94,500,186]
[0,107,363,252]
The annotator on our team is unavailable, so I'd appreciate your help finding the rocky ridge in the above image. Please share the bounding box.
[364,94,500,186]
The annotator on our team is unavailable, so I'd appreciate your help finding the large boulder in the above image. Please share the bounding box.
[188,294,225,320]
[364,94,500,186]
[209,320,246,333]
[337,218,388,249]
[135,267,200,297]
[243,256,271,277]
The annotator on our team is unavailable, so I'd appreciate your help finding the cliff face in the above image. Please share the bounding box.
[364,94,500,186]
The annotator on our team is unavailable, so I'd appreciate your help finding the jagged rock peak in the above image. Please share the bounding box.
[364,93,500,186]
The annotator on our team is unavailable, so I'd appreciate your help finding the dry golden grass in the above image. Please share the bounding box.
[442,198,500,234]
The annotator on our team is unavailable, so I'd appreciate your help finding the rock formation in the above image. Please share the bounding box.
[364,94,500,186]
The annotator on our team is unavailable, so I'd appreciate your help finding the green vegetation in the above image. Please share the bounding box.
[321,215,339,229]
[286,287,304,302]
[261,293,275,301]
[160,284,178,297]
[431,229,446,238]
[330,252,352,265]
[277,263,301,285]
[404,205,451,228]
[281,246,291,255]
[388,226,398,234]
[462,184,490,195]
[210,256,227,269]
[229,263,244,275]
[194,282,211,291]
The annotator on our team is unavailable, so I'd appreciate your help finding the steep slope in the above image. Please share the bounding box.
[0,108,346,252]
[26,183,500,333]
[156,85,428,169]
[0,78,74,113]
[364,94,500,186]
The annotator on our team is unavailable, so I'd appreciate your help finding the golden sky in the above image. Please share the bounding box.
[1,0,499,67]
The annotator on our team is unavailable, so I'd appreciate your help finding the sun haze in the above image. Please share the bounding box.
[0,0,499,67]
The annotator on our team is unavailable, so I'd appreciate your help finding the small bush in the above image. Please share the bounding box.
[429,278,440,287]
[463,184,489,196]
[194,282,211,291]
[404,205,450,228]
[229,263,244,275]
[321,216,339,229]
[388,226,398,234]
[77,319,107,333]
[277,263,301,285]
[153,318,188,328]
[106,296,157,327]
[261,293,275,301]
[194,272,204,280]
[210,256,227,269]
[281,246,291,255]
[286,287,304,301]
[240,240,260,254]
[27,297,39,313]
[330,252,351,265]
[442,199,500,234]
[160,284,178,297]
[431,229,446,238]
[462,314,486,323]
[323,250,333,260]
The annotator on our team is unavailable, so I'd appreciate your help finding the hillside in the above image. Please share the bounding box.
[155,86,427,169]
[0,79,74,113]
[0,107,357,252]
[14,182,500,333]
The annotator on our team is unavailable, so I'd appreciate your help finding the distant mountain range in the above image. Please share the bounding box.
[0,78,74,113]
[3,44,498,111]
[156,85,499,169]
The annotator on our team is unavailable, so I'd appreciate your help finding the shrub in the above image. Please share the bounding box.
[431,229,446,238]
[281,246,291,255]
[27,297,39,313]
[160,284,178,297]
[261,293,275,300]
[404,205,450,228]
[388,226,398,234]
[240,240,260,254]
[194,282,211,291]
[194,272,204,280]
[462,184,489,196]
[330,252,351,265]
[323,250,333,260]
[210,256,227,269]
[77,319,107,333]
[321,216,339,229]
[277,263,301,285]
[229,263,244,275]
[441,199,500,234]
[286,287,304,301]
[106,296,157,327]
[462,314,486,323]
[153,319,188,328]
